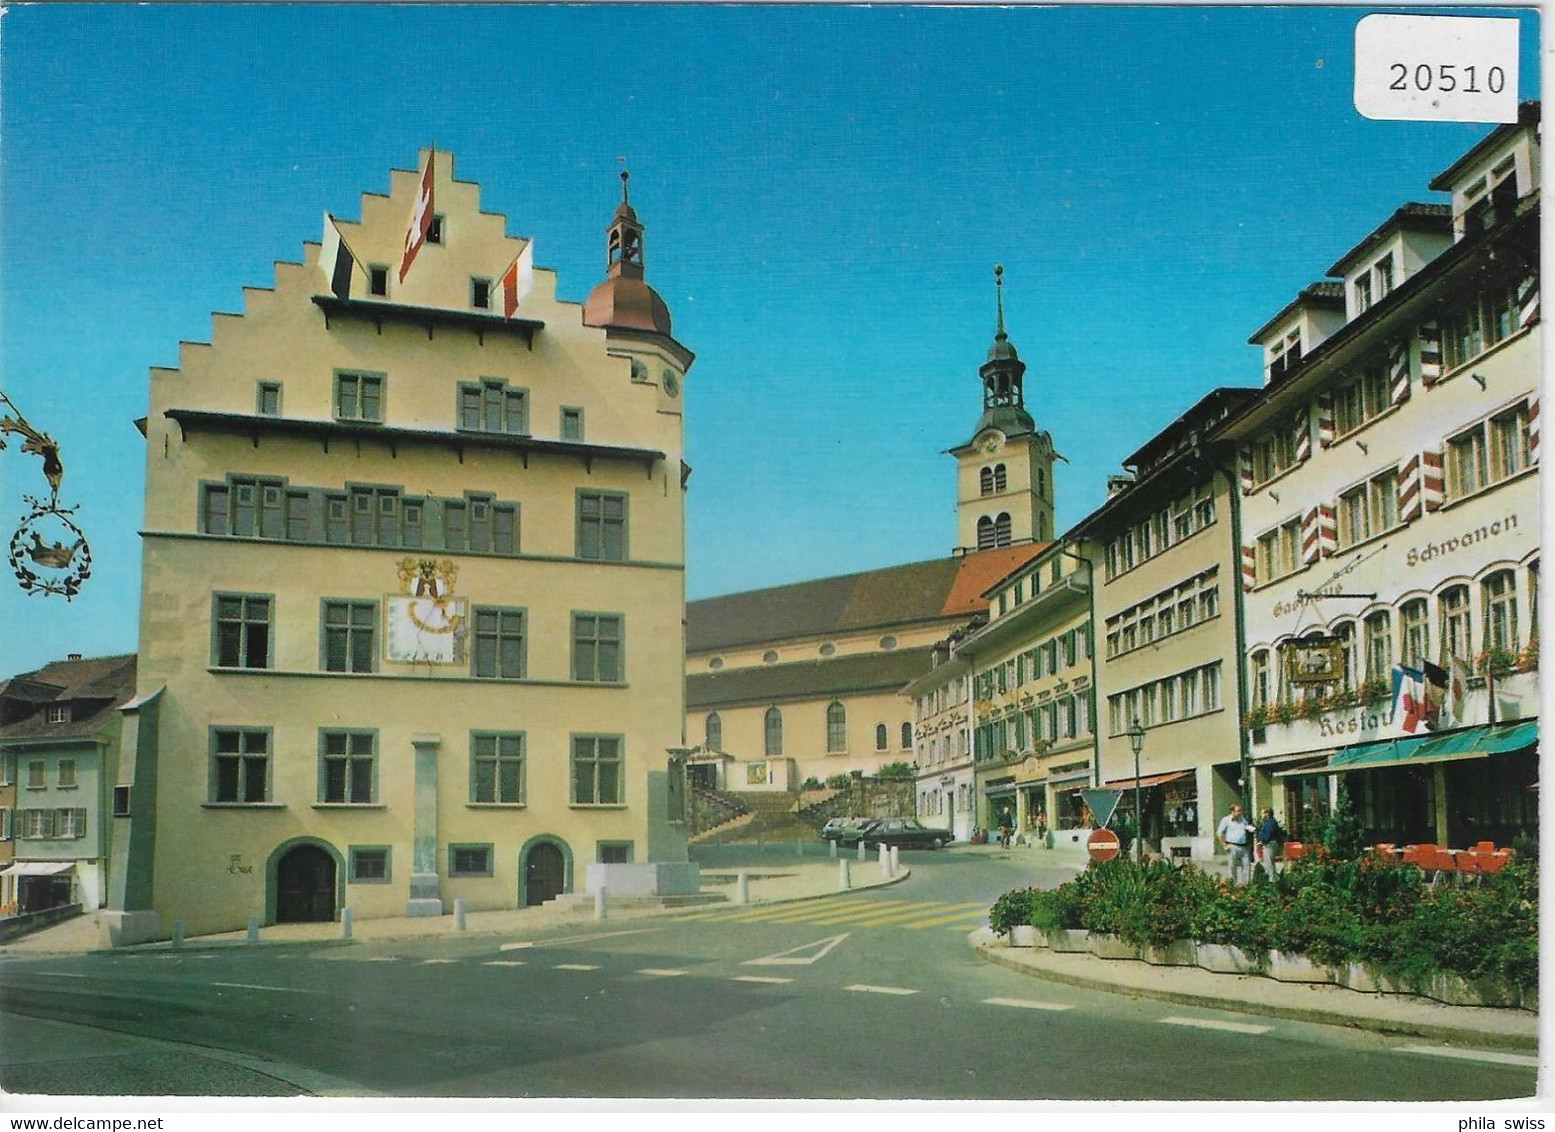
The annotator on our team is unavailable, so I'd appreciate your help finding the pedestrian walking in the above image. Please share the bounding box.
[1255,807,1284,879]
[1216,803,1254,883]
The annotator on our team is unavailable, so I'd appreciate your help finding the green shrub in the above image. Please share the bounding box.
[1318,784,1366,860]
[1191,877,1281,954]
[988,887,1038,937]
[824,773,851,790]
[800,777,824,791]
[1271,882,1366,966]
[1078,857,1148,936]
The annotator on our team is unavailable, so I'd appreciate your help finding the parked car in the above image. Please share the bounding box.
[861,819,952,849]
[820,817,879,843]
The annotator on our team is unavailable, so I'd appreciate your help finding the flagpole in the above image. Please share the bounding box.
[1486,662,1497,726]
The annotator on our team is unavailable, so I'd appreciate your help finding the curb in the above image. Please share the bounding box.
[971,937,1538,1051]
[27,865,915,957]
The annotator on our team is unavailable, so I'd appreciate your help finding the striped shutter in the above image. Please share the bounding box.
[1418,321,1443,386]
[1517,274,1540,328]
[1241,543,1257,592]
[1421,447,1446,512]
[1238,447,1254,495]
[1398,454,1424,521]
[1316,504,1338,557]
[1293,410,1311,464]
[1529,395,1540,465]
[1300,508,1321,564]
[1388,339,1411,405]
[1316,391,1334,448]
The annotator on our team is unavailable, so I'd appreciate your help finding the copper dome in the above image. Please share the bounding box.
[583,274,673,335]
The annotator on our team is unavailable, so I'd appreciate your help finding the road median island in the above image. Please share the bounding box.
[968,927,1538,1051]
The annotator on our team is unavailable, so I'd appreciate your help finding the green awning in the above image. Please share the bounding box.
[1325,722,1538,773]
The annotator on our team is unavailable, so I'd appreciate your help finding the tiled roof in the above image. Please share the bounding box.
[686,646,937,710]
[1325,203,1453,276]
[0,653,137,744]
[686,547,1049,653]
[687,559,962,652]
[1247,282,1347,344]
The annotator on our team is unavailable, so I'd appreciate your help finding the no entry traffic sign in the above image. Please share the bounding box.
[1087,827,1121,862]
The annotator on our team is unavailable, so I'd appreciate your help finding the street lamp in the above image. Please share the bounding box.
[1127,718,1145,862]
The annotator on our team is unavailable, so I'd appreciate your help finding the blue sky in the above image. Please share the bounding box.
[0,4,1540,675]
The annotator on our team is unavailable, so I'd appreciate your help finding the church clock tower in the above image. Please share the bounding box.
[950,265,1059,552]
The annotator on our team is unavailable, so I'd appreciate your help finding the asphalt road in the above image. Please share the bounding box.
[0,848,1538,1100]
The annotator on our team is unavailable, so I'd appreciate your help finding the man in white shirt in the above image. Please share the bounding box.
[1217,803,1254,884]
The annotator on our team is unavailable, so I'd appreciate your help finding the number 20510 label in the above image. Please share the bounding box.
[1355,14,1520,123]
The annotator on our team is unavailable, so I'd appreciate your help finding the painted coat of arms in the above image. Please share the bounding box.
[385,557,468,665]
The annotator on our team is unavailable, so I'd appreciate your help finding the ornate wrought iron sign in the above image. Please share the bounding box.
[1,392,91,598]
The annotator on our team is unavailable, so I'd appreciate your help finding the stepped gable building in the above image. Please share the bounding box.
[1068,387,1258,859]
[1221,103,1540,848]
[105,153,695,944]
[686,267,1053,794]
[0,653,136,917]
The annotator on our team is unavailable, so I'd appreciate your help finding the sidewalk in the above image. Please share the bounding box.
[0,858,910,956]
[969,927,1538,1051]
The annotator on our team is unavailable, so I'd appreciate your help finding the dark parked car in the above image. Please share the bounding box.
[820,817,879,843]
[861,819,952,849]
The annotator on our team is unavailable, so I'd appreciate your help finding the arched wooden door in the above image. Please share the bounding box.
[275,844,337,922]
[524,842,565,906]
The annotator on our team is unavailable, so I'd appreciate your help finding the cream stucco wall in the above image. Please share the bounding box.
[120,151,690,937]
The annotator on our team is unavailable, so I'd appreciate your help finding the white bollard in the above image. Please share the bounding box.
[171,920,185,949]
[829,839,838,858]
[890,845,900,876]
[340,907,353,940]
[797,838,804,857]
[594,889,607,921]
[879,843,891,878]
[246,915,260,943]
[735,870,750,905]
[857,839,866,862]
[454,899,467,931]
[838,859,852,891]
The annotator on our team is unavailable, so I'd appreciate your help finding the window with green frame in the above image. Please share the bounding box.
[458,379,528,434]
[572,613,622,682]
[349,846,391,883]
[449,844,493,876]
[472,607,525,678]
[335,372,384,422]
[322,600,377,672]
[211,728,270,803]
[471,733,525,804]
[577,491,627,561]
[571,735,622,804]
[320,730,376,803]
[213,594,272,669]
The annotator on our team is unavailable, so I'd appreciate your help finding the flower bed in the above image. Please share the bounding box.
[987,853,1538,1007]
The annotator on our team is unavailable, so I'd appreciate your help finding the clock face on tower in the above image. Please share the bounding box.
[979,431,1004,454]
[662,369,680,398]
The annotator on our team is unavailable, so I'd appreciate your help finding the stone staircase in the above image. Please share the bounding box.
[703,790,824,845]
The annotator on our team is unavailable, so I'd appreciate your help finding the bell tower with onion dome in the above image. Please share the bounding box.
[948,265,1060,553]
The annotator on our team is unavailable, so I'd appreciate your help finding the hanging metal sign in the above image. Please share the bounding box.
[1,392,92,599]
[1282,636,1344,686]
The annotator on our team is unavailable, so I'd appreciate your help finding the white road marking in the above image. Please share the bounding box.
[731,975,793,985]
[637,968,688,977]
[359,956,399,962]
[743,933,850,966]
[212,982,313,993]
[500,928,658,952]
[554,963,601,971]
[1395,1044,1538,1068]
[419,958,458,964]
[34,972,88,978]
[844,984,919,996]
[483,960,526,967]
[1159,1015,1270,1035]
[982,997,1074,1012]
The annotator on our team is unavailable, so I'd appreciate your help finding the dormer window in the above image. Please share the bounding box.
[1267,328,1302,381]
[46,705,68,725]
[1374,255,1394,299]
[1462,157,1518,238]
[1355,273,1373,315]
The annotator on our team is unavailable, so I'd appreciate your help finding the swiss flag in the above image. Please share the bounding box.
[399,151,435,283]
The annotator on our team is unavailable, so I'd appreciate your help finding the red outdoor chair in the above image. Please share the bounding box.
[1427,846,1461,884]
[1474,840,1497,853]
[1283,841,1305,861]
[1477,851,1511,876]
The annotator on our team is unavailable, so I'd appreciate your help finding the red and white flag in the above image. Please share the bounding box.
[499,241,535,318]
[399,151,436,283]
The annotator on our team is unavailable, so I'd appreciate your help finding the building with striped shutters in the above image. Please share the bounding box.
[103,152,696,944]
[1069,388,1256,860]
[1221,104,1540,849]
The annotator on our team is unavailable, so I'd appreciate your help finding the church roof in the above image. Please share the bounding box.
[686,545,1049,653]
[687,646,938,709]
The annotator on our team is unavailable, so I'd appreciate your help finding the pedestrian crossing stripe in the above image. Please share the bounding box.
[679,899,989,930]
